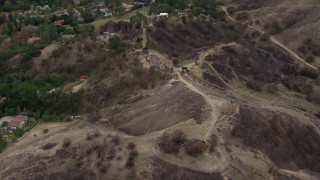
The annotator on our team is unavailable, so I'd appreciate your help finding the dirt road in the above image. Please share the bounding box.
[142,26,147,48]
[174,68,218,139]
[220,6,318,70]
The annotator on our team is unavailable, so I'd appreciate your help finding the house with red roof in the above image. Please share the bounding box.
[9,115,28,130]
[80,75,89,80]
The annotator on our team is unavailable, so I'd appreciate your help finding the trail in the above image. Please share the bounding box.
[142,26,147,48]
[198,48,267,102]
[220,6,318,70]
[174,68,218,140]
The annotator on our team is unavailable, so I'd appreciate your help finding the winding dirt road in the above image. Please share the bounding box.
[174,68,218,140]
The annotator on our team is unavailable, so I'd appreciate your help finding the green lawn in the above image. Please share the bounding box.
[91,7,150,30]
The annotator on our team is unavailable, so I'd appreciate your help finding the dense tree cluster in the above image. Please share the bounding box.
[0,135,6,152]
[0,72,83,119]
[0,0,88,11]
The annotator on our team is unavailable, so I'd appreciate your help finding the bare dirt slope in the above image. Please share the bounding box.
[110,82,210,136]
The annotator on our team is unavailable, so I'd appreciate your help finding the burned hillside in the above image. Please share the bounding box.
[204,42,320,99]
[150,17,240,59]
[231,106,320,172]
[100,21,142,40]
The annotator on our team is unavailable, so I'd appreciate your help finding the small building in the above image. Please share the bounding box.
[48,88,60,94]
[9,115,28,130]
[122,3,134,12]
[80,75,89,80]
[54,19,64,26]
[99,7,109,14]
[159,13,169,17]
[54,9,68,17]
[36,5,50,11]
[97,32,119,42]
[28,37,41,44]
[73,0,80,5]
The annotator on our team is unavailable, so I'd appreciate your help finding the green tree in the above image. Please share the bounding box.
[82,9,94,23]
[37,24,58,43]
[0,135,6,152]
[109,36,125,52]
[192,7,202,16]
[13,128,25,137]
[130,12,148,30]
[1,121,8,127]
[49,73,62,87]
[0,14,6,24]
[3,0,13,11]
[67,5,75,18]
[6,21,15,35]
[13,82,41,110]
[105,0,121,12]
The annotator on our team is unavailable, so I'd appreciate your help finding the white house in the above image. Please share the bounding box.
[159,13,169,17]
[97,32,119,42]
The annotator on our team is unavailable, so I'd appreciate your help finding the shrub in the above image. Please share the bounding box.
[192,7,202,16]
[0,136,6,152]
[87,130,101,141]
[129,149,139,158]
[111,135,120,145]
[207,134,219,152]
[185,140,206,156]
[157,130,186,154]
[51,48,63,58]
[14,128,25,137]
[270,21,283,34]
[306,56,315,63]
[171,129,186,144]
[227,7,237,15]
[63,138,72,148]
[300,68,318,79]
[267,84,279,94]
[42,143,57,150]
[30,50,42,57]
[307,88,320,105]
[236,12,248,20]
[157,132,180,153]
[125,149,139,169]
[300,84,313,95]
[260,33,270,41]
[1,121,8,127]
[269,166,280,177]
[42,128,49,134]
[127,142,136,150]
[246,79,263,91]
[125,156,135,168]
